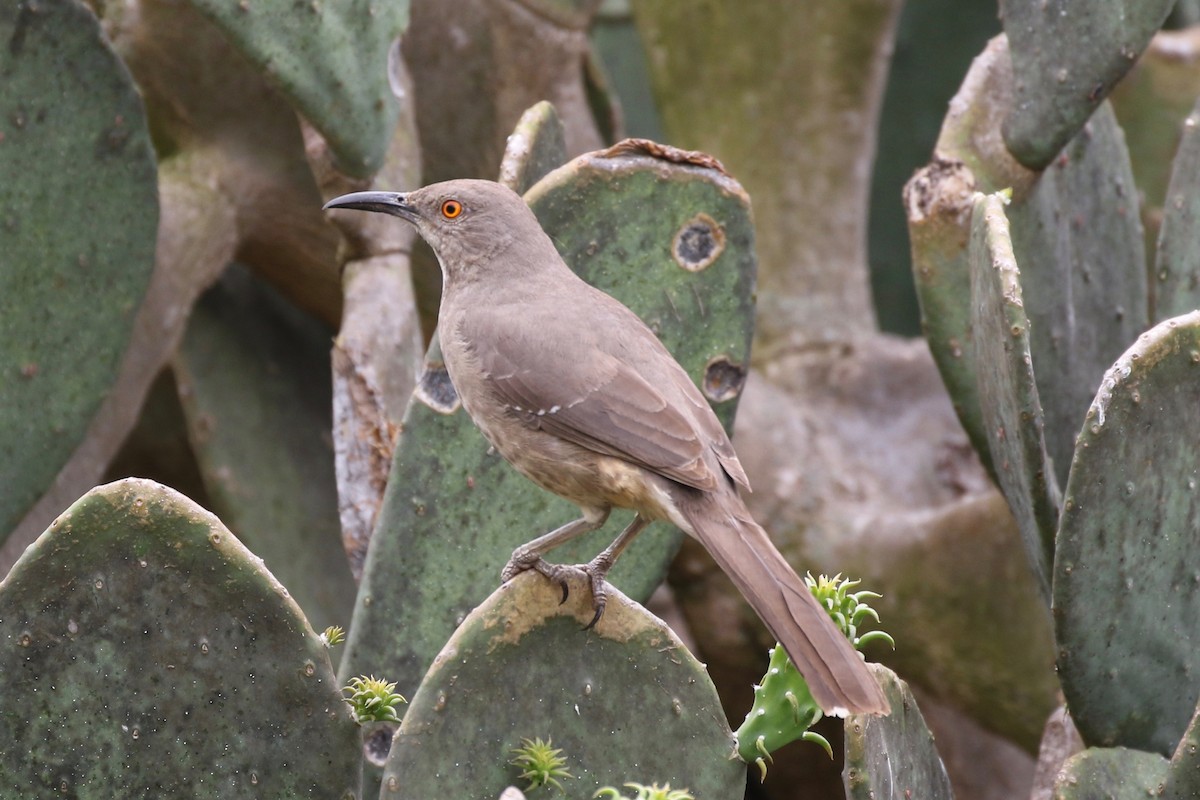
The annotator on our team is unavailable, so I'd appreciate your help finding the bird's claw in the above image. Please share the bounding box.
[503,552,572,603]
[580,553,614,631]
[502,550,616,629]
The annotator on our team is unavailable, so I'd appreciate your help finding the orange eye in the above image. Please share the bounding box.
[441,199,463,219]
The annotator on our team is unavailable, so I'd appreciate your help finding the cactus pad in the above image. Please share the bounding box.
[1052,747,1167,800]
[1152,99,1200,322]
[0,0,157,538]
[174,267,356,635]
[183,0,408,176]
[1055,310,1200,755]
[1001,0,1174,169]
[498,101,568,195]
[0,479,361,797]
[969,193,1059,600]
[380,571,744,799]
[842,664,954,800]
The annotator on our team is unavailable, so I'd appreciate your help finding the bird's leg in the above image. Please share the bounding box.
[502,507,611,601]
[581,514,653,630]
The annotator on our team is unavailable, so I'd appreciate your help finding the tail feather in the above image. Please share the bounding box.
[679,492,889,716]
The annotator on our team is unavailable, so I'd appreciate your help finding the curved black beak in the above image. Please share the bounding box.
[323,191,419,222]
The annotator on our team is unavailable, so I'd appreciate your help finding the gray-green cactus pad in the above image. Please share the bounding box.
[498,101,568,195]
[174,266,356,635]
[1053,700,1200,798]
[1153,99,1200,322]
[0,0,157,538]
[1052,747,1168,800]
[969,193,1058,602]
[1163,702,1200,798]
[1001,0,1174,169]
[1007,103,1148,491]
[0,478,361,798]
[183,0,408,176]
[842,664,954,800]
[340,142,757,701]
[381,571,745,799]
[914,37,1147,490]
[1054,311,1200,755]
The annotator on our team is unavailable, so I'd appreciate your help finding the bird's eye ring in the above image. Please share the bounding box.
[441,199,463,219]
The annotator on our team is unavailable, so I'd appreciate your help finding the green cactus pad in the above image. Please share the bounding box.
[1052,700,1200,798]
[969,193,1059,601]
[913,36,1147,490]
[174,266,356,635]
[1110,31,1200,258]
[734,642,823,768]
[1163,702,1200,798]
[1153,99,1200,322]
[0,0,157,538]
[1001,0,1174,169]
[183,0,407,177]
[1055,310,1200,755]
[340,142,756,693]
[1008,102,1148,492]
[379,571,744,799]
[0,478,361,797]
[1052,747,1167,799]
[842,664,954,800]
[499,101,568,195]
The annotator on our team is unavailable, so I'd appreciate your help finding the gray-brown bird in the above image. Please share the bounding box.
[324,179,888,716]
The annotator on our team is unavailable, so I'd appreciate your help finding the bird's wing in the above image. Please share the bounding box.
[471,307,724,492]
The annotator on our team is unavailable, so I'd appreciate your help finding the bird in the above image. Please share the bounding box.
[324,178,888,717]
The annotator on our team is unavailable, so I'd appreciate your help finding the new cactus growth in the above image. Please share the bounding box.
[735,575,893,776]
[510,737,573,794]
[594,783,695,800]
[344,676,407,724]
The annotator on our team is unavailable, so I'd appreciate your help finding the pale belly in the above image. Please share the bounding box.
[466,395,685,527]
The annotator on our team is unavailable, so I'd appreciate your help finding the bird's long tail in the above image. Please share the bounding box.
[678,491,889,716]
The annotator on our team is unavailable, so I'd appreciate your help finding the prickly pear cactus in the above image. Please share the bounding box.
[498,101,567,195]
[1110,29,1200,259]
[969,193,1058,600]
[379,572,744,800]
[340,141,757,703]
[842,664,954,800]
[735,574,894,773]
[1152,97,1200,322]
[1001,0,1174,169]
[908,35,1147,493]
[183,0,408,175]
[1162,701,1200,799]
[0,0,158,539]
[1051,747,1167,800]
[1050,698,1200,798]
[0,478,361,797]
[1055,311,1200,755]
[174,266,356,635]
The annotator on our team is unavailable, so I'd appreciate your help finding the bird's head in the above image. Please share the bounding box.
[324,179,548,284]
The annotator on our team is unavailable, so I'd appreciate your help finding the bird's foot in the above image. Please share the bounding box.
[578,550,617,631]
[502,549,574,603]
[502,547,616,629]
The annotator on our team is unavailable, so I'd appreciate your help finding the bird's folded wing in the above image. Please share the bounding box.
[479,339,720,492]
